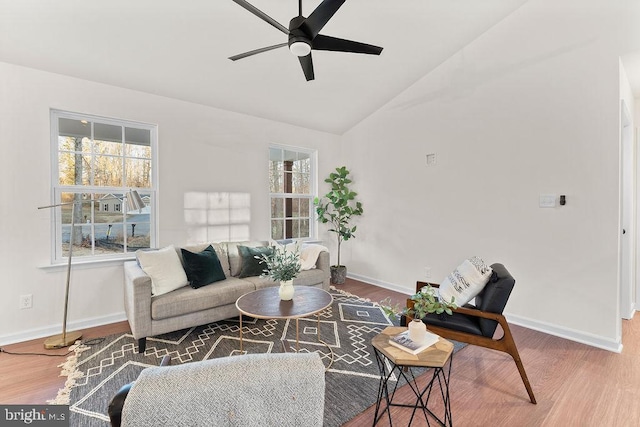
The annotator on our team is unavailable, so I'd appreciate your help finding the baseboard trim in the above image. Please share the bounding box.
[346,272,413,296]
[0,312,127,346]
[505,313,623,353]
[348,272,623,353]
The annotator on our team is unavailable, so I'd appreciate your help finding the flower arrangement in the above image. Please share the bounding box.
[256,245,302,282]
[380,284,458,320]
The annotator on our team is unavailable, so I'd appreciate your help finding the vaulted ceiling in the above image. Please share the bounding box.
[5,0,636,135]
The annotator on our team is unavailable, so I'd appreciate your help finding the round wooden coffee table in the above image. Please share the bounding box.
[236,286,334,368]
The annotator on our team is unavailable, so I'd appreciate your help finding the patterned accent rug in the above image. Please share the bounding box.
[56,287,465,426]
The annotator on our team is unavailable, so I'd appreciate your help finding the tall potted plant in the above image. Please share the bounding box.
[314,166,363,284]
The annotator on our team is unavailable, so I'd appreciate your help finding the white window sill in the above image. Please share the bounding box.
[39,255,136,270]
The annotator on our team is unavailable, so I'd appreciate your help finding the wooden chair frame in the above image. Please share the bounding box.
[407,281,537,404]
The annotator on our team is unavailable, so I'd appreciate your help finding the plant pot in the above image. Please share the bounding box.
[278,280,295,301]
[408,318,427,343]
[330,265,347,285]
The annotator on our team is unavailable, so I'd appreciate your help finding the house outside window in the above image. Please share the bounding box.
[269,145,316,240]
[51,110,157,262]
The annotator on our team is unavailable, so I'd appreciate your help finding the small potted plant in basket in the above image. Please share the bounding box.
[380,284,457,342]
[257,245,302,301]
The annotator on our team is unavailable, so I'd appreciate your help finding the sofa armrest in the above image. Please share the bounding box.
[123,261,153,340]
[316,251,330,289]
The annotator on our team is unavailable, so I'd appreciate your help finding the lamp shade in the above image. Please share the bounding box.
[127,190,145,212]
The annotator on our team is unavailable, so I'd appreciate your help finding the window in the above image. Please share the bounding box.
[269,146,316,240]
[51,110,157,262]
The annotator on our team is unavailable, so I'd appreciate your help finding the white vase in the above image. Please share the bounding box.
[279,279,295,301]
[408,318,427,343]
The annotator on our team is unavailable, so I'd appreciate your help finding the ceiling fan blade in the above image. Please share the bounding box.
[304,0,345,38]
[229,43,288,61]
[298,54,315,81]
[312,34,383,55]
[231,0,289,35]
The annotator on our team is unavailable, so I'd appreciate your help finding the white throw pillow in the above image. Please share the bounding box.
[136,245,189,296]
[437,257,492,306]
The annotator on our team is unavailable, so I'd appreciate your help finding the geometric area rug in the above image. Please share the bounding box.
[55,287,465,426]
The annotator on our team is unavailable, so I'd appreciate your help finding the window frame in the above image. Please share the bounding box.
[50,109,158,263]
[268,144,317,241]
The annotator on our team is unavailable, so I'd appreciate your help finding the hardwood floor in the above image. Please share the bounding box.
[1,278,638,426]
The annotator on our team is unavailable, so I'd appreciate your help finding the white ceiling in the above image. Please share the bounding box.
[10,0,635,135]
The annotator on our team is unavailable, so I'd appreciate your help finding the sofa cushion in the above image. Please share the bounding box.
[227,241,270,277]
[136,246,189,296]
[438,256,493,306]
[237,245,274,278]
[151,277,255,320]
[181,245,226,289]
[178,243,229,278]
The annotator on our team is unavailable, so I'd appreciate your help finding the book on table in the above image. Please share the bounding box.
[388,330,440,355]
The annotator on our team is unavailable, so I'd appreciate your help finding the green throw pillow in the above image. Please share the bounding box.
[181,245,227,289]
[237,245,273,278]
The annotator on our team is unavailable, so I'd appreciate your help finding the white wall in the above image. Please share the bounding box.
[0,62,340,344]
[339,0,640,351]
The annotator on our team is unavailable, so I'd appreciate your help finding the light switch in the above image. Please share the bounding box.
[539,194,556,208]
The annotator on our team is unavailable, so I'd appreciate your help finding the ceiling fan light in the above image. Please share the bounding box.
[290,41,311,57]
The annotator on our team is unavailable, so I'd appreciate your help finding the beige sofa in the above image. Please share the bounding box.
[124,241,330,352]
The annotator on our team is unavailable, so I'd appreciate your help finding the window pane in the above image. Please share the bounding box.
[94,139,123,156]
[300,198,310,216]
[300,219,309,238]
[58,152,91,185]
[271,197,284,218]
[290,219,300,238]
[125,127,151,159]
[283,150,298,162]
[94,193,123,223]
[271,219,284,240]
[269,161,283,193]
[292,156,310,173]
[292,172,310,194]
[125,158,152,188]
[269,147,283,162]
[58,135,91,153]
[291,198,300,216]
[58,118,91,141]
[59,192,97,258]
[94,155,123,186]
[126,191,150,249]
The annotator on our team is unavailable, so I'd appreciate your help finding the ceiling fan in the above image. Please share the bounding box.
[229,0,383,81]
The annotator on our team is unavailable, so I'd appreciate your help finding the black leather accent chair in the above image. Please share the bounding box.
[403,263,536,404]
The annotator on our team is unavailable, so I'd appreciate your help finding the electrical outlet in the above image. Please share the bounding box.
[19,294,32,310]
[424,267,432,279]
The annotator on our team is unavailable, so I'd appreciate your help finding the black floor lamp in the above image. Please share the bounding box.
[38,190,145,349]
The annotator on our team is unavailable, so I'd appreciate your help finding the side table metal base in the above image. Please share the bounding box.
[373,347,453,426]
